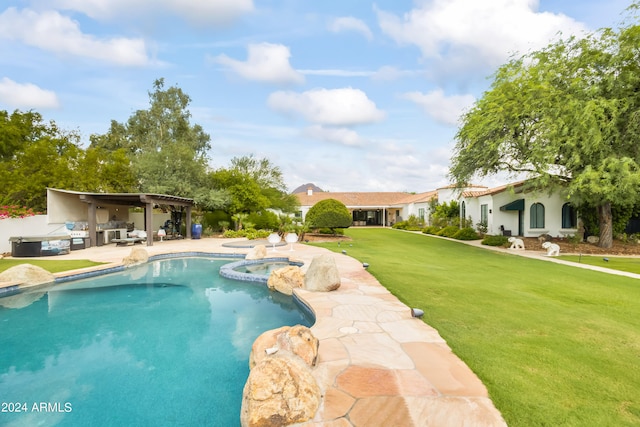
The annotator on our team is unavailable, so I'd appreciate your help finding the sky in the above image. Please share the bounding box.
[0,0,634,193]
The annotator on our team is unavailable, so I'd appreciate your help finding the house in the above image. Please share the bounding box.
[459,181,578,237]
[294,181,578,238]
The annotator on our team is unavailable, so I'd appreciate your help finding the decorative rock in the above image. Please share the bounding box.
[267,266,304,296]
[122,247,149,266]
[0,264,55,286]
[587,235,600,244]
[537,233,553,243]
[304,254,341,292]
[250,325,319,369]
[246,244,267,260]
[241,353,321,427]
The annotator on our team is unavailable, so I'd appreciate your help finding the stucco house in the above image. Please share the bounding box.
[459,181,578,238]
[294,181,579,238]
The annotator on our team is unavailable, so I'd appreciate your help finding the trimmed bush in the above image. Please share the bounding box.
[306,199,352,230]
[422,226,441,235]
[452,227,480,240]
[482,235,509,246]
[437,225,460,238]
[247,210,279,230]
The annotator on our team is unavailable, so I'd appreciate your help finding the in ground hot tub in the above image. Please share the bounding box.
[9,235,71,257]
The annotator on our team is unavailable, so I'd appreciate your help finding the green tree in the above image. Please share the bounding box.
[429,200,460,228]
[305,199,352,232]
[90,78,213,199]
[0,110,135,212]
[210,155,300,215]
[450,4,640,248]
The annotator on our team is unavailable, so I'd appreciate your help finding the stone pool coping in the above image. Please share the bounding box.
[0,237,507,426]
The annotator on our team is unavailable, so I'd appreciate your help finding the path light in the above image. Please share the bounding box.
[363,262,369,269]
[411,308,424,318]
[603,257,609,262]
[342,250,347,255]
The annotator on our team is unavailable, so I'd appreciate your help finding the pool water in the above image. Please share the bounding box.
[0,258,313,426]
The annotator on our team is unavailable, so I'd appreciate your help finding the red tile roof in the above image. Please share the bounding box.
[296,191,435,208]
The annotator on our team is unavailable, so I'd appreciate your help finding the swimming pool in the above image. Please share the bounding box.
[0,257,314,426]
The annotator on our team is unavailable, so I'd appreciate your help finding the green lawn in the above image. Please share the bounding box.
[558,255,640,275]
[0,259,105,274]
[311,228,640,427]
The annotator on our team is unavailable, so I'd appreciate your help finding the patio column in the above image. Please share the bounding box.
[87,202,97,248]
[185,205,192,239]
[145,202,153,246]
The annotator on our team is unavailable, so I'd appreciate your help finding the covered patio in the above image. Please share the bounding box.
[47,189,194,248]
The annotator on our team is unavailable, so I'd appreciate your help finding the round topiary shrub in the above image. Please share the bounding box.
[481,235,509,246]
[452,227,480,240]
[305,199,352,231]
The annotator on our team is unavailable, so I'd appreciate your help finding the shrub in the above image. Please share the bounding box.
[437,225,460,238]
[318,228,344,235]
[305,199,352,231]
[247,210,279,230]
[452,227,480,240]
[482,235,509,246]
[203,210,232,231]
[422,226,441,235]
[392,220,409,229]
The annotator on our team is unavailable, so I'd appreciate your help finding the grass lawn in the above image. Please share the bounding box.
[311,228,640,427]
[0,259,105,274]
[558,255,640,275]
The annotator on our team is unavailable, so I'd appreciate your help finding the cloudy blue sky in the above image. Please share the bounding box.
[0,0,633,192]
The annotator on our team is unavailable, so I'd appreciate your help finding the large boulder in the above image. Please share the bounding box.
[123,247,149,266]
[241,352,321,427]
[246,245,267,260]
[303,254,341,292]
[0,264,55,286]
[250,325,319,369]
[267,266,304,296]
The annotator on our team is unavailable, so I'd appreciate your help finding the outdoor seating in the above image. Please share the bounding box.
[112,237,145,246]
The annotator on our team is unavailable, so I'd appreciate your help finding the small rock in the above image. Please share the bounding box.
[241,353,320,427]
[250,325,319,369]
[267,266,304,296]
[304,254,341,292]
[0,264,55,286]
[122,247,148,266]
[246,244,267,260]
[586,236,600,244]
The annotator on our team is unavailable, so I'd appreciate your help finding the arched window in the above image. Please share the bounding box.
[562,203,577,228]
[461,201,466,219]
[530,203,545,229]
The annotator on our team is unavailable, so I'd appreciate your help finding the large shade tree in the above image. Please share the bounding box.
[90,78,224,209]
[450,4,640,248]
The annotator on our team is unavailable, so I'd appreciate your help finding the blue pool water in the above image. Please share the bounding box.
[0,258,313,426]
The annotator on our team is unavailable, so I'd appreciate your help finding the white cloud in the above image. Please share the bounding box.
[267,87,385,126]
[214,43,304,85]
[303,125,366,147]
[328,16,373,40]
[402,89,475,126]
[376,0,587,67]
[0,8,149,66]
[371,65,421,81]
[0,77,60,109]
[38,0,255,26]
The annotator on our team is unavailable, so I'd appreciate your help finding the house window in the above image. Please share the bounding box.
[562,203,577,228]
[418,208,425,221]
[461,201,466,219]
[530,203,545,229]
[480,204,488,224]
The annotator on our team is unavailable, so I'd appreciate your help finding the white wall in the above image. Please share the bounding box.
[0,215,65,254]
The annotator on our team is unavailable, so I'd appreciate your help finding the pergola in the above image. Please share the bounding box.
[77,192,194,247]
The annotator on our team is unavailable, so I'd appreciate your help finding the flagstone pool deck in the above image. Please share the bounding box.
[2,237,511,426]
